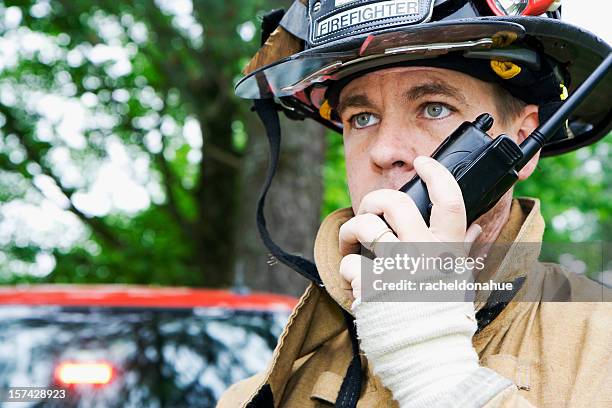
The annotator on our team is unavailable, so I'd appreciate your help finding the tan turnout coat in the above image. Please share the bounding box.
[218,198,612,407]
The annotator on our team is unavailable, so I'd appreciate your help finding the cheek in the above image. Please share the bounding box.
[416,122,461,154]
[343,137,372,209]
[488,122,514,142]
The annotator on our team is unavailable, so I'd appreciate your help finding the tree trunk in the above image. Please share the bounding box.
[193,101,241,288]
[234,113,326,297]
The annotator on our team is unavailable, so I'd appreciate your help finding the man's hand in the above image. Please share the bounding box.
[336,156,501,408]
[338,155,482,302]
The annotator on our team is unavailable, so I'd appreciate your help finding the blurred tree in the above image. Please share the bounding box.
[234,115,324,297]
[514,137,611,243]
[0,0,328,290]
[0,0,609,290]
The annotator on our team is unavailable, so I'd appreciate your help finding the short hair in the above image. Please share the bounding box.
[491,83,528,125]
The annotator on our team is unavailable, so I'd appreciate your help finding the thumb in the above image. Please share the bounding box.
[464,223,482,254]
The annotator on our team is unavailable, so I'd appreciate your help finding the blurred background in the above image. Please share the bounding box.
[0,0,609,296]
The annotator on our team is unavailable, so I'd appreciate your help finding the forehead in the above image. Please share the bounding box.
[338,66,489,101]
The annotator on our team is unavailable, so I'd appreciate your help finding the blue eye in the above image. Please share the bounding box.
[423,103,452,119]
[351,113,380,129]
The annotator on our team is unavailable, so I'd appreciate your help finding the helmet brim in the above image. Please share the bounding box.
[236,17,611,157]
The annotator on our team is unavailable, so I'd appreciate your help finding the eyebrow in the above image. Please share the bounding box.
[403,81,468,106]
[336,94,373,118]
[336,79,470,118]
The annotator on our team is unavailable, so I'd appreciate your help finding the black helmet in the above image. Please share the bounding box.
[236,0,611,156]
[236,8,610,404]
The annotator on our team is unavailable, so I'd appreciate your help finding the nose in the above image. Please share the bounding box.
[368,120,422,177]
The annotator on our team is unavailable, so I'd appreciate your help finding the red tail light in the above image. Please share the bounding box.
[486,0,559,16]
[55,362,114,385]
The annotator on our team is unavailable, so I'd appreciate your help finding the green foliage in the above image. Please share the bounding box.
[0,0,276,285]
[514,134,611,242]
[0,0,609,287]
[322,131,350,216]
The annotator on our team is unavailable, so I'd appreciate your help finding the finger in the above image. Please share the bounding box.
[339,253,371,301]
[339,213,399,256]
[464,223,482,248]
[356,189,430,241]
[413,156,466,241]
[338,266,354,297]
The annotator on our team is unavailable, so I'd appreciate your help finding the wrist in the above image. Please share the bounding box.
[353,300,480,407]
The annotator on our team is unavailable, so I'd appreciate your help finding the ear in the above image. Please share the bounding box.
[515,104,540,181]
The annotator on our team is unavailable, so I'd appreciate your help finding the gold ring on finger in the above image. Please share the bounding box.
[368,228,393,253]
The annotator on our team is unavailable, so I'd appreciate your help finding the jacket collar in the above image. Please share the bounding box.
[244,198,545,406]
[314,197,545,314]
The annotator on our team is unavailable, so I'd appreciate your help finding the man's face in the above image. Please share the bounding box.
[337,67,536,212]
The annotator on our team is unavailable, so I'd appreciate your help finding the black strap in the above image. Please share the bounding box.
[475,276,526,333]
[335,310,363,408]
[260,9,285,46]
[246,383,274,408]
[250,10,359,408]
[253,98,324,286]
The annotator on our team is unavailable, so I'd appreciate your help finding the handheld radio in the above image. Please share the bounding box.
[400,54,612,225]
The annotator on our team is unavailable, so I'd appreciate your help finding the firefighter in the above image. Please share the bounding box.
[219,1,611,406]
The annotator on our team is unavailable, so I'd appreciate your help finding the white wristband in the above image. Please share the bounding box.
[352,299,480,408]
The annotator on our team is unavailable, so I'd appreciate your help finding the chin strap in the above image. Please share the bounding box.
[253,98,323,287]
[252,98,363,408]
[250,8,360,406]
[335,309,363,407]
